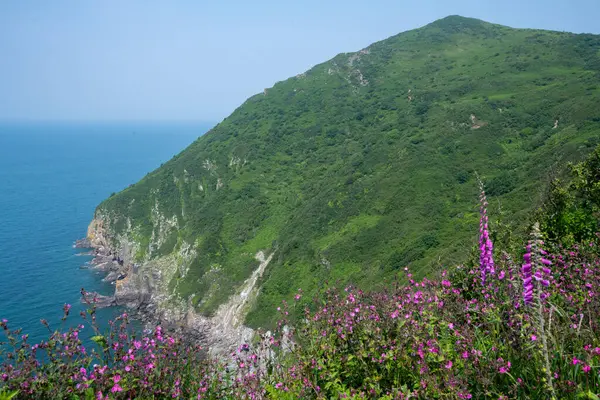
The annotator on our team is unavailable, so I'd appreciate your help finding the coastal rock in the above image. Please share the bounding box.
[81,292,116,308]
[90,259,118,272]
[84,213,277,358]
[75,250,95,256]
[73,238,92,249]
[102,271,120,283]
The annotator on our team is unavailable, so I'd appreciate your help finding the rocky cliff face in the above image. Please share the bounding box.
[87,211,273,355]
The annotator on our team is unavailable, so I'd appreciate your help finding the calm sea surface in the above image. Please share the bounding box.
[0,122,208,344]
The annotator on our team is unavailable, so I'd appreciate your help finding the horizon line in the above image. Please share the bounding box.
[0,119,218,123]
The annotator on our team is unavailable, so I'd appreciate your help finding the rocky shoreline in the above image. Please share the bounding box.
[75,239,161,327]
[75,219,271,356]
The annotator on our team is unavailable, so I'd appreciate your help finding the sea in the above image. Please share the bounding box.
[0,121,209,346]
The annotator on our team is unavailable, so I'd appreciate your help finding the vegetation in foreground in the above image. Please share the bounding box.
[1,149,599,399]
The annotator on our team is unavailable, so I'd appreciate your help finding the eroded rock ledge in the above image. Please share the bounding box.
[82,215,274,356]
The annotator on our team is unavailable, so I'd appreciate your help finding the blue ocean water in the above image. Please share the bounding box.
[0,122,208,345]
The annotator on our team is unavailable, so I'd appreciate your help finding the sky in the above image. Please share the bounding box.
[1,0,599,123]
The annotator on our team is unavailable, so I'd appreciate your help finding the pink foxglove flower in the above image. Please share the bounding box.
[478,186,495,284]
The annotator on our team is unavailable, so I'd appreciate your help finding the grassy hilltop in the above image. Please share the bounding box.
[97,16,600,327]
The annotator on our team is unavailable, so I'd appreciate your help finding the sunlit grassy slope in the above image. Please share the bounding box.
[97,16,600,327]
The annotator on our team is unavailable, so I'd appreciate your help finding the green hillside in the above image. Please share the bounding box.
[96,15,600,328]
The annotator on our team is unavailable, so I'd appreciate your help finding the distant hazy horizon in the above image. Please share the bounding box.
[0,120,216,125]
[1,1,599,123]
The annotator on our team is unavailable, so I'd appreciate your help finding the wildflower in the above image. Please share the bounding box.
[478,186,495,284]
[531,335,537,341]
[522,261,534,305]
[499,361,511,374]
[522,226,552,305]
[445,360,453,369]
[572,357,580,365]
[111,384,123,393]
[583,364,591,373]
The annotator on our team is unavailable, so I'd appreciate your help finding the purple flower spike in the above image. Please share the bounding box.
[521,223,552,306]
[478,183,495,284]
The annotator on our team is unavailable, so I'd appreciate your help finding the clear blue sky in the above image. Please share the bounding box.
[1,0,598,122]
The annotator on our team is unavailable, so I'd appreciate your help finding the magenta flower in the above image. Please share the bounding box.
[522,228,552,306]
[583,365,592,373]
[111,384,123,393]
[478,188,495,284]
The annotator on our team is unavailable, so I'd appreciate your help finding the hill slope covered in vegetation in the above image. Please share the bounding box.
[2,147,600,398]
[92,16,600,328]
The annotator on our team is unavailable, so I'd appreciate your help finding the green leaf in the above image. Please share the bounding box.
[91,335,108,350]
[84,387,96,400]
[0,389,20,400]
[586,391,599,400]
[577,390,600,400]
